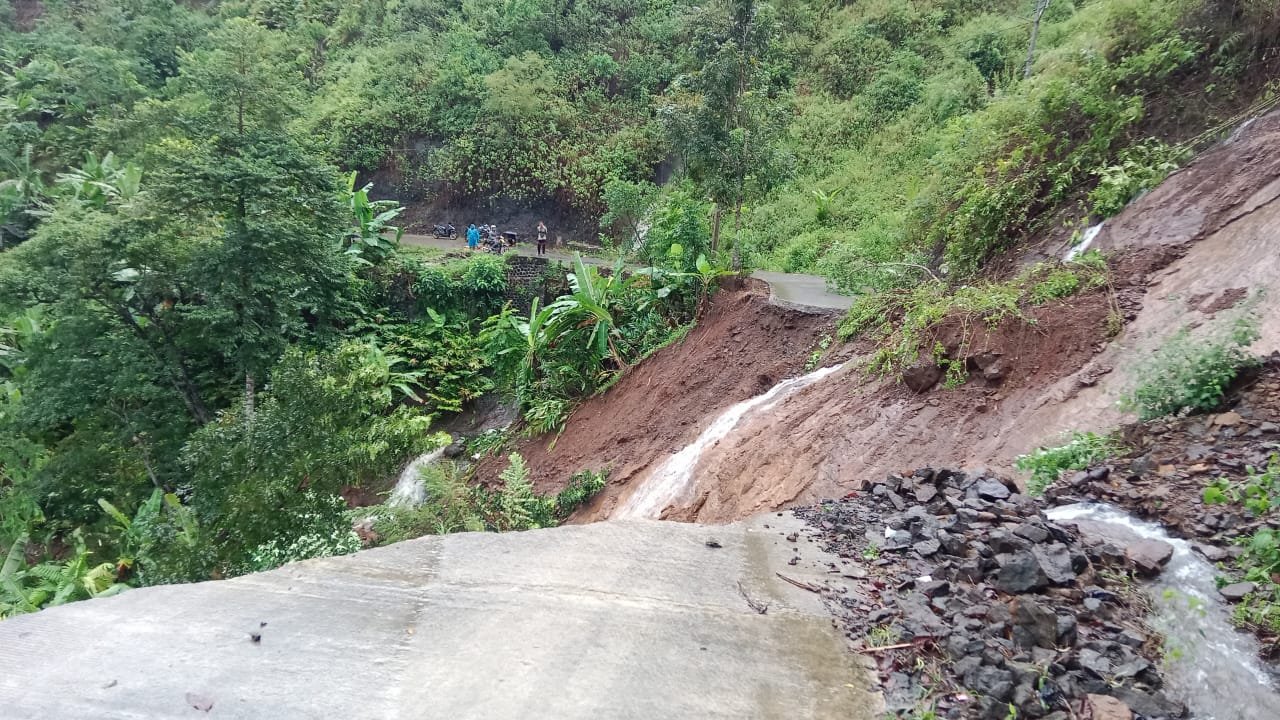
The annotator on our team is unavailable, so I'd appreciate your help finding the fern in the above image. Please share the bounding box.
[498,453,543,530]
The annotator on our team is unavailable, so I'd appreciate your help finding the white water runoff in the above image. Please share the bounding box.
[616,364,845,519]
[387,446,448,508]
[1048,503,1280,720]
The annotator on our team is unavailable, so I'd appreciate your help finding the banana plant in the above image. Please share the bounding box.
[342,171,404,265]
[547,253,626,367]
[54,151,142,208]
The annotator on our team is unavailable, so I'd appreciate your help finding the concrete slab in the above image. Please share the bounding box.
[0,515,881,720]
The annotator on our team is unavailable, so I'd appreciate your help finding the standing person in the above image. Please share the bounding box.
[536,221,548,256]
[466,223,479,251]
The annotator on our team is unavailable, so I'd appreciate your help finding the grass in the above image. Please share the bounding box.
[1015,431,1127,495]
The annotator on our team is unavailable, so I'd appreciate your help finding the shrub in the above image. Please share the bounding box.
[239,492,363,574]
[1088,140,1186,217]
[1122,310,1260,420]
[1016,431,1126,495]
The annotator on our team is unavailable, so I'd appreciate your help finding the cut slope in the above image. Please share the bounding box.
[640,109,1280,523]
[477,280,837,496]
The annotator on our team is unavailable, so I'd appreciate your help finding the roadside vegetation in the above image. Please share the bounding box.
[2,0,1277,621]
[1203,454,1280,637]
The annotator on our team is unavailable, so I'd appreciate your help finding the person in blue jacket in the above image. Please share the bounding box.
[466,224,480,250]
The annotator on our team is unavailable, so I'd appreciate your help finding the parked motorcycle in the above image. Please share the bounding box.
[432,223,456,239]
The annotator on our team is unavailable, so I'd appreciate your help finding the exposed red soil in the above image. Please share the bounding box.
[474,279,838,495]
[472,106,1280,530]
[655,251,1175,525]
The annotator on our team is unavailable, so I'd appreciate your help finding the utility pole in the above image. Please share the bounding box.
[1024,0,1052,79]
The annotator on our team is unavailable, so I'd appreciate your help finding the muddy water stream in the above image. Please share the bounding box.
[1048,503,1280,720]
[615,364,845,519]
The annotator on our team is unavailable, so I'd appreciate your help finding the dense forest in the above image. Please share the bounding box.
[1,0,1277,614]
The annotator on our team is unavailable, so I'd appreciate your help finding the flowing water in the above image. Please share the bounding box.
[387,446,447,508]
[1064,221,1106,262]
[615,364,845,519]
[1047,503,1280,720]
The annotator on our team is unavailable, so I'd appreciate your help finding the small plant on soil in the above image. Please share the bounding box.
[1121,309,1260,421]
[1016,431,1126,495]
[804,333,833,371]
[866,624,898,648]
[1203,453,1280,516]
[465,428,511,459]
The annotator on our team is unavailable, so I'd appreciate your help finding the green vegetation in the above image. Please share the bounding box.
[1122,309,1261,420]
[1,0,1276,619]
[839,253,1108,385]
[745,0,1279,289]
[1204,454,1280,515]
[0,0,709,616]
[1202,455,1280,635]
[367,456,608,544]
[1016,431,1126,496]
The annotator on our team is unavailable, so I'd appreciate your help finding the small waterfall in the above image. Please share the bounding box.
[387,446,447,508]
[1064,221,1105,262]
[616,364,845,519]
[1048,503,1280,720]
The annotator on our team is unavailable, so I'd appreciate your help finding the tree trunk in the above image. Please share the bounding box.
[244,372,255,428]
[134,435,164,491]
[1024,0,1052,79]
[710,204,723,253]
[731,199,744,272]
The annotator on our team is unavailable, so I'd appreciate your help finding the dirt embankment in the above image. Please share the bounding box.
[475,280,838,497]
[487,107,1280,527]
[630,108,1280,524]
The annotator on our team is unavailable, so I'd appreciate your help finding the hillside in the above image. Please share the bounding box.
[4,0,1280,717]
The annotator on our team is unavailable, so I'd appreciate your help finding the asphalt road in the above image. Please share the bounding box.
[402,234,853,312]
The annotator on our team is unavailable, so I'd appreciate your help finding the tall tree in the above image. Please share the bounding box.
[156,19,352,418]
[664,0,791,269]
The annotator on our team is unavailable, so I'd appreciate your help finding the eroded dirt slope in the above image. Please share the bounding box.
[652,109,1280,523]
[495,108,1280,526]
[477,281,837,495]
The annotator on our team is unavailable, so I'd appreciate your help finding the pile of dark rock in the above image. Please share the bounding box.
[795,467,1184,720]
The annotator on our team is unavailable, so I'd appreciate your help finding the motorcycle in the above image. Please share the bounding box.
[482,236,505,255]
[432,223,456,239]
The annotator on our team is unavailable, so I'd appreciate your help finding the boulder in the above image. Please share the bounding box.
[1085,694,1132,720]
[976,478,1012,502]
[913,539,941,557]
[1010,597,1058,649]
[1032,543,1078,585]
[995,551,1050,593]
[1219,581,1256,602]
[1193,543,1229,562]
[902,362,942,393]
[1125,539,1175,577]
[1110,687,1185,718]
